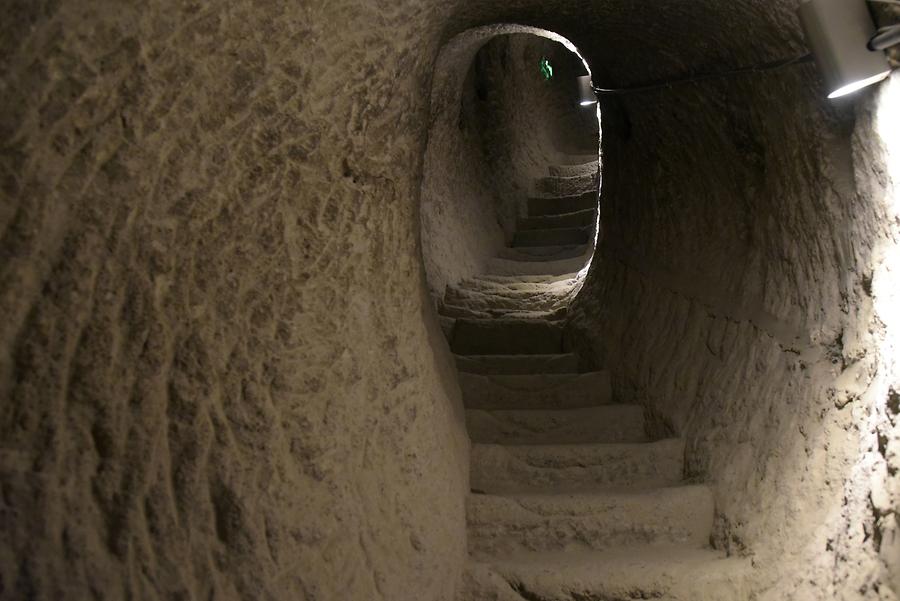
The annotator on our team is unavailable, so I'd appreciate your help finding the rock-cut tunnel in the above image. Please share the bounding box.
[1,1,899,600]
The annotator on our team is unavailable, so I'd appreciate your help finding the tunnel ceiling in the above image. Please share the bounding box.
[442,0,804,88]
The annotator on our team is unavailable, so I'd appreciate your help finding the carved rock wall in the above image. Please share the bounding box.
[0,1,469,599]
[2,0,899,599]
[569,53,900,601]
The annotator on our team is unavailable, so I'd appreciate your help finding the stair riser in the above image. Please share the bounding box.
[451,320,564,355]
[461,553,751,601]
[548,162,598,178]
[528,193,596,217]
[496,244,588,262]
[444,287,568,313]
[438,304,491,320]
[461,275,578,290]
[487,255,588,277]
[455,354,580,375]
[469,274,578,285]
[470,439,685,493]
[467,486,714,556]
[518,209,596,231]
[466,405,646,445]
[460,372,611,410]
[440,304,566,322]
[534,173,596,197]
[512,228,590,248]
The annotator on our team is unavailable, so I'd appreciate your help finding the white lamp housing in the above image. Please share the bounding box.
[798,0,891,98]
[577,75,597,105]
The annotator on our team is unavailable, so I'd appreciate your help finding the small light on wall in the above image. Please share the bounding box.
[797,0,891,99]
[577,75,597,105]
[540,56,554,81]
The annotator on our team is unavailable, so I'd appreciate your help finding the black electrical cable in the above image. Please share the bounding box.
[870,25,900,49]
[867,0,900,50]
[591,0,898,96]
[592,53,814,95]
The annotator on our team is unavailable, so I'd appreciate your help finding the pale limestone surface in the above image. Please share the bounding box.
[568,53,900,601]
[467,485,714,557]
[462,547,753,600]
[2,0,899,599]
[1,1,471,599]
[470,438,685,493]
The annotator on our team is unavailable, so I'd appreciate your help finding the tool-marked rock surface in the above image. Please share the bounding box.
[462,547,753,601]
[512,227,590,248]
[466,405,646,444]
[534,173,597,197]
[470,438,686,493]
[459,372,611,410]
[495,245,589,263]
[455,354,581,375]
[5,0,898,597]
[467,485,714,556]
[444,277,578,316]
[487,254,591,277]
[548,161,600,178]
[518,208,597,231]
[527,192,597,217]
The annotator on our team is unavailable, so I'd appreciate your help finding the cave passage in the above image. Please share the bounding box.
[423,27,742,599]
[420,28,602,303]
[1,2,899,600]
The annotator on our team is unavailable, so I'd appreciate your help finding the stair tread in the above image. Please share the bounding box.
[512,227,590,248]
[444,280,575,314]
[496,244,588,262]
[459,371,611,410]
[518,208,596,231]
[471,273,578,284]
[528,192,596,217]
[470,483,709,502]
[461,371,608,390]
[455,353,581,375]
[534,173,596,198]
[466,404,646,444]
[487,255,589,277]
[462,546,750,601]
[440,303,566,322]
[470,438,685,493]
[457,276,578,291]
[467,484,714,556]
[548,161,598,178]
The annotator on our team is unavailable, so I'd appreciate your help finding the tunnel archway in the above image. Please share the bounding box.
[418,24,601,303]
[1,1,898,599]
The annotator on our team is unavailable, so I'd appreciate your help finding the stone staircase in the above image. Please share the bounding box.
[438,160,750,600]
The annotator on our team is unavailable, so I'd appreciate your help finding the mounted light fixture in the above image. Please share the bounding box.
[797,0,891,98]
[577,75,596,105]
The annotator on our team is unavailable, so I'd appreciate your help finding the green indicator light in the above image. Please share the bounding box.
[540,57,553,81]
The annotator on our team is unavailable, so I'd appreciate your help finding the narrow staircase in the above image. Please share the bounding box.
[438,160,750,600]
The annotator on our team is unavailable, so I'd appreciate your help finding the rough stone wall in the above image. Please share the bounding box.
[845,74,900,598]
[0,1,469,599]
[3,0,899,599]
[569,39,900,601]
[419,27,507,300]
